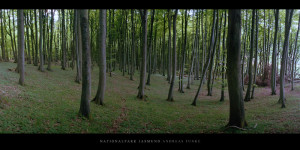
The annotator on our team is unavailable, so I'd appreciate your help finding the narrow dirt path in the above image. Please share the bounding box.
[106,97,128,133]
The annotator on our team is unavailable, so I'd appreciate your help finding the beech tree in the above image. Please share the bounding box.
[92,9,106,105]
[137,9,147,100]
[278,9,294,108]
[38,9,44,72]
[167,9,178,102]
[79,9,91,118]
[291,13,300,91]
[18,9,25,86]
[220,10,227,102]
[226,9,247,128]
[192,9,217,106]
[244,9,255,102]
[271,9,279,95]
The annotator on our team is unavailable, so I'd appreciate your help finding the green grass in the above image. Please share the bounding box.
[0,62,299,133]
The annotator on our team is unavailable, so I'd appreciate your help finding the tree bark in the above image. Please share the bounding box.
[271,9,279,95]
[61,9,67,70]
[167,9,178,102]
[92,9,107,105]
[207,10,220,96]
[226,9,247,128]
[79,9,91,119]
[192,9,217,106]
[47,9,54,71]
[241,10,248,91]
[187,10,199,89]
[179,9,188,93]
[220,10,227,102]
[146,9,155,85]
[244,9,255,102]
[0,10,7,61]
[279,9,294,108]
[38,9,44,72]
[291,13,300,91]
[18,9,25,86]
[130,9,135,80]
[251,9,259,99]
[137,9,148,100]
[167,9,172,83]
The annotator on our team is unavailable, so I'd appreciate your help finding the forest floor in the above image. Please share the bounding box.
[0,62,299,133]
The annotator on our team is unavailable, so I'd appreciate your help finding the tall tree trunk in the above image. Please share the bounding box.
[220,10,227,102]
[18,9,25,86]
[24,11,32,64]
[179,9,188,93]
[271,9,279,95]
[207,10,220,96]
[162,12,166,76]
[34,9,38,66]
[7,10,17,62]
[38,9,44,72]
[130,9,135,80]
[244,9,255,102]
[241,10,248,91]
[226,9,247,128]
[146,9,155,85]
[278,9,294,108]
[74,9,80,83]
[291,13,300,91]
[167,9,172,83]
[92,9,107,105]
[61,9,67,70]
[47,9,54,71]
[251,9,259,99]
[192,9,217,106]
[0,10,7,61]
[137,9,148,100]
[187,10,199,89]
[167,9,178,102]
[79,9,91,119]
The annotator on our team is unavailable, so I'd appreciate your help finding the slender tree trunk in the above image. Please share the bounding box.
[18,9,25,86]
[291,13,300,91]
[241,10,248,91]
[279,9,294,108]
[207,10,220,96]
[13,10,18,64]
[251,9,259,99]
[192,9,217,106]
[7,10,17,62]
[38,9,44,72]
[167,9,172,83]
[187,10,199,89]
[1,10,7,61]
[146,9,155,85]
[61,9,66,70]
[244,9,256,102]
[226,9,247,128]
[220,10,227,102]
[47,9,54,71]
[130,9,135,80]
[137,9,148,100]
[271,9,279,95]
[92,9,106,105]
[167,9,178,102]
[34,10,38,66]
[179,9,188,93]
[79,9,91,119]
[24,11,32,64]
[74,9,81,83]
[162,12,166,76]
